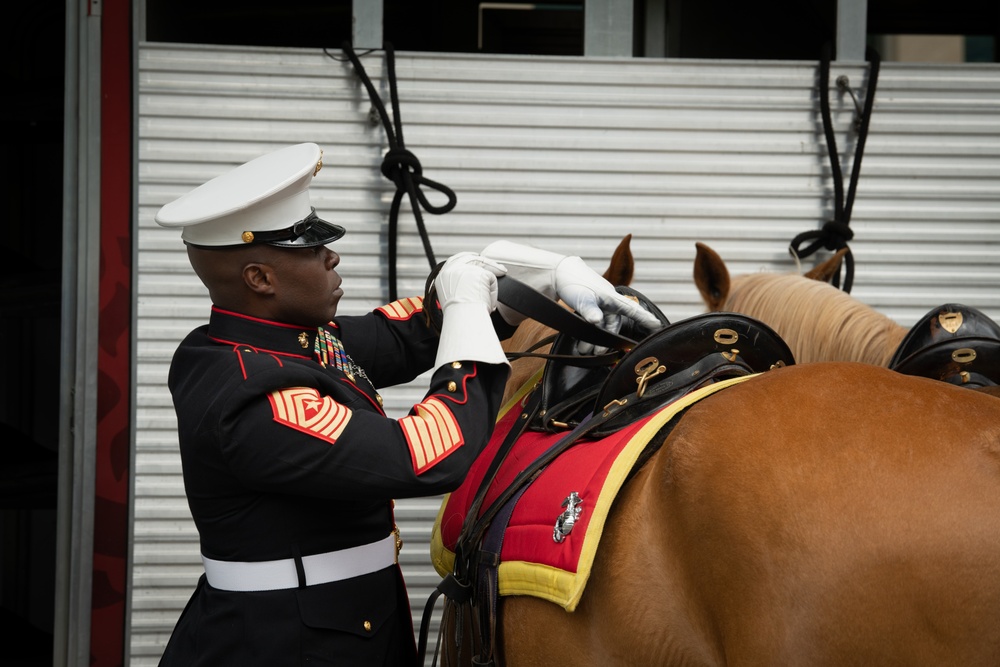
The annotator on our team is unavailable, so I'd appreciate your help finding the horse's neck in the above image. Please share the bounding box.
[816,311,908,366]
[726,274,907,366]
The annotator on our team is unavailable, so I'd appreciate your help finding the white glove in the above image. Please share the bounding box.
[481,240,663,335]
[432,253,509,368]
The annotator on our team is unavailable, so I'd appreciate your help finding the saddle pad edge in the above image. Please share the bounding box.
[429,370,542,578]
[496,373,759,611]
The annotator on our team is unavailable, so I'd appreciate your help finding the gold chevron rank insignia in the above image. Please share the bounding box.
[268,387,352,443]
[377,297,424,320]
[399,397,464,473]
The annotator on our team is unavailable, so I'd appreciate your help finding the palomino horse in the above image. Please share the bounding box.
[692,242,1000,397]
[692,242,907,366]
[436,268,1000,666]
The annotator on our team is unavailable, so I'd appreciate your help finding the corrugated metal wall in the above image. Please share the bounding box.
[131,42,1000,664]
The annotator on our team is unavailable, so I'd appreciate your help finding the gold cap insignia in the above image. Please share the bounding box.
[314,149,323,176]
[242,231,255,243]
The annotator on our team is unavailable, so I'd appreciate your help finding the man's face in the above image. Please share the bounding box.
[265,244,344,326]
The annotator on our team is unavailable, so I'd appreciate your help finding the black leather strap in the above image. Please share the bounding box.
[496,276,636,352]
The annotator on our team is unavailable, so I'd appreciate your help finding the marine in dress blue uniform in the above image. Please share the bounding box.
[154,143,662,667]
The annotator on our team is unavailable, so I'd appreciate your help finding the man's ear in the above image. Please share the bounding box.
[243,262,276,295]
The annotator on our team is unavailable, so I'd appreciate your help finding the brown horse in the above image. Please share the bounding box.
[445,363,1000,666]
[436,243,1000,665]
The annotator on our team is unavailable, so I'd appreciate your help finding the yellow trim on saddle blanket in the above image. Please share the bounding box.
[429,368,543,576]
[431,373,757,612]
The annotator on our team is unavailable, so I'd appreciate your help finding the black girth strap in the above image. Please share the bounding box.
[789,42,880,294]
[338,41,458,302]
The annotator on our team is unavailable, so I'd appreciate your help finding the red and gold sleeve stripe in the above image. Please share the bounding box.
[376,297,424,321]
[399,397,465,474]
[268,387,352,444]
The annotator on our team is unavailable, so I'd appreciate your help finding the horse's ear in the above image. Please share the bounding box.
[804,248,849,283]
[693,242,730,311]
[603,234,634,286]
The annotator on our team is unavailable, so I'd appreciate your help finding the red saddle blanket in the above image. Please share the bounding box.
[431,373,753,611]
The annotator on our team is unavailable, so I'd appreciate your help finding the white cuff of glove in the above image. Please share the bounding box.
[434,302,509,369]
[481,240,563,298]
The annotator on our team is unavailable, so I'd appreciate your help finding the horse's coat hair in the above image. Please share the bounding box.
[490,363,1000,666]
[717,271,907,366]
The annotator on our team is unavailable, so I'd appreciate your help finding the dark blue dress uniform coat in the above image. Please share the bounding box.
[158,299,509,667]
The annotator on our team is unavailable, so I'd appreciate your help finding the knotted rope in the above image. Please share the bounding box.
[789,42,880,293]
[337,42,457,302]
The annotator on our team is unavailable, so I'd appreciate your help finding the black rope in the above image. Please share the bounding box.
[789,42,880,293]
[337,41,457,302]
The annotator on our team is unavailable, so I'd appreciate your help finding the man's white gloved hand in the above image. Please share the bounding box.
[432,252,510,368]
[435,252,506,312]
[480,241,664,350]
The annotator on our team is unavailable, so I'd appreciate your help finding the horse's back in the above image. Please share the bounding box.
[501,362,1000,666]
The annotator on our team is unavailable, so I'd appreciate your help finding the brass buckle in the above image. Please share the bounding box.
[393,526,403,564]
[634,357,666,398]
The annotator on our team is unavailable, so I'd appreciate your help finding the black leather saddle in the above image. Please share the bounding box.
[497,278,795,436]
[588,310,793,435]
[888,303,1000,388]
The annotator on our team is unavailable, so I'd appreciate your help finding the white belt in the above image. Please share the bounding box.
[202,533,399,592]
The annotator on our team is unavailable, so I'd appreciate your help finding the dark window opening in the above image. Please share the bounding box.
[144,0,999,62]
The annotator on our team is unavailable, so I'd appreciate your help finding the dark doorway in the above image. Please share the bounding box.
[1,1,65,665]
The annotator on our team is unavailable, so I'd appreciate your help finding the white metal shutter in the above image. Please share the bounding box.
[131,43,1000,664]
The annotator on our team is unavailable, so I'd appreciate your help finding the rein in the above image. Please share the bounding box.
[336,42,458,302]
[419,382,667,667]
[416,280,638,666]
[421,269,636,367]
[789,42,880,294]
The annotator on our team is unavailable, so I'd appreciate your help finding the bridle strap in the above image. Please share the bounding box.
[496,276,636,352]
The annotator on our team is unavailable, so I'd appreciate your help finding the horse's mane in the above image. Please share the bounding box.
[724,272,908,366]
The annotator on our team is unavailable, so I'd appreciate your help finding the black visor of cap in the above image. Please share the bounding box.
[183,209,346,249]
[241,209,346,248]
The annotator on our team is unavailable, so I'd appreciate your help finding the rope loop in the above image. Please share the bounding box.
[381,146,423,183]
[820,220,854,249]
[380,147,458,215]
[789,223,856,292]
